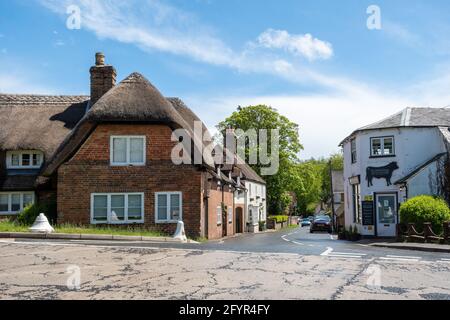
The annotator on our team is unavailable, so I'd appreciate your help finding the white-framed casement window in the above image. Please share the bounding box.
[0,192,35,215]
[216,206,222,225]
[110,136,146,166]
[371,136,395,157]
[155,192,182,223]
[91,193,144,224]
[351,139,357,163]
[228,206,233,224]
[6,151,44,169]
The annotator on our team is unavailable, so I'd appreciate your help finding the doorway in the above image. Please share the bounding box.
[235,207,243,234]
[375,193,397,237]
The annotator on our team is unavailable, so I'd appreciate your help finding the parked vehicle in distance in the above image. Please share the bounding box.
[310,215,332,233]
[308,216,315,222]
[300,218,311,227]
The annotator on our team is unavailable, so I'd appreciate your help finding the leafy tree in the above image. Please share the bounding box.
[217,105,302,214]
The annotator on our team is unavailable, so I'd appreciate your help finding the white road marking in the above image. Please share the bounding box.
[327,254,363,259]
[330,252,367,256]
[320,247,334,256]
[386,255,421,259]
[440,258,450,261]
[379,257,420,262]
[292,241,304,245]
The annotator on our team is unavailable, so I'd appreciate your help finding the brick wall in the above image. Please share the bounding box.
[57,124,203,238]
[206,184,234,240]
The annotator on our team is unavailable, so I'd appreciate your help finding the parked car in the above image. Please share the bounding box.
[307,216,315,222]
[300,218,311,227]
[310,215,332,233]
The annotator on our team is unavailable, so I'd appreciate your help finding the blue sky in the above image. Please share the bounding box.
[1,0,450,159]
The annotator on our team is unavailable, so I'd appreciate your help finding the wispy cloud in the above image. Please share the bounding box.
[254,29,333,61]
[383,21,421,47]
[0,73,55,94]
[38,0,337,89]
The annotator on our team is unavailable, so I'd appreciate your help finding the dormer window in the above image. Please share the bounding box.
[7,151,44,169]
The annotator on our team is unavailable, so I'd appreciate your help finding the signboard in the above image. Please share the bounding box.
[361,201,374,226]
[366,162,399,187]
[364,195,373,201]
[349,175,360,185]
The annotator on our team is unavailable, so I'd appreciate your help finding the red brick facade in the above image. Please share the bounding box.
[56,123,234,239]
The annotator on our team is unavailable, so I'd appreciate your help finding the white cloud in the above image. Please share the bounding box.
[256,29,333,61]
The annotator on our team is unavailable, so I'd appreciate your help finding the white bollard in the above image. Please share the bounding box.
[29,213,55,234]
[173,221,187,242]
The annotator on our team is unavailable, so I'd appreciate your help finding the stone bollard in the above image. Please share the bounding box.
[173,221,187,243]
[29,213,55,234]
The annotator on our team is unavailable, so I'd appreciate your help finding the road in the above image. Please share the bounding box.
[0,227,449,299]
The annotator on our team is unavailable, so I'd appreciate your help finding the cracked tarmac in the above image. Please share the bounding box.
[0,240,449,300]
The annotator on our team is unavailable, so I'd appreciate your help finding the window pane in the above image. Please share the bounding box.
[170,194,181,221]
[128,195,142,220]
[113,138,127,163]
[32,154,41,166]
[372,139,382,155]
[23,194,34,208]
[0,195,8,212]
[93,195,108,222]
[130,138,144,163]
[11,154,19,166]
[111,195,125,221]
[22,154,30,166]
[157,194,168,221]
[217,207,222,224]
[384,138,394,155]
[228,207,232,222]
[11,194,21,212]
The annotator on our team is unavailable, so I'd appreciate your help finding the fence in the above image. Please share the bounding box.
[396,222,450,244]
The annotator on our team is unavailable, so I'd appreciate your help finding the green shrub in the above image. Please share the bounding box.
[17,203,51,226]
[268,215,289,223]
[400,195,450,234]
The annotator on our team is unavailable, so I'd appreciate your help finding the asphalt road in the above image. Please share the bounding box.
[10,226,449,263]
[1,228,449,299]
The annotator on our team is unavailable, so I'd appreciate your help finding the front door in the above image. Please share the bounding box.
[376,194,397,237]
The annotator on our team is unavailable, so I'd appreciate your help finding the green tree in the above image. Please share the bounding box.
[217,105,302,214]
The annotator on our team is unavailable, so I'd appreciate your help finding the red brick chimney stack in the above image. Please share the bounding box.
[90,52,117,105]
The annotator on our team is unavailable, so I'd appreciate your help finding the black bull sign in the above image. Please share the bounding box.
[366,162,399,187]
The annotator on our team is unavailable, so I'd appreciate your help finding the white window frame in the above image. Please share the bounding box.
[110,136,146,166]
[216,206,222,225]
[0,192,35,215]
[370,136,395,157]
[351,139,357,164]
[90,193,145,224]
[6,151,44,169]
[155,192,183,224]
[228,206,233,224]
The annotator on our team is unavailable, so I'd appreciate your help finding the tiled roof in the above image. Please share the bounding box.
[341,107,450,145]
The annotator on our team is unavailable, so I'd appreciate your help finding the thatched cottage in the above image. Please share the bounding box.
[0,53,266,239]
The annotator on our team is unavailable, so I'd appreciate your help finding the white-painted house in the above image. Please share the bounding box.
[340,108,450,237]
[234,165,267,233]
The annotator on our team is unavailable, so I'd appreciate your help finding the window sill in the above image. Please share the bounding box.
[91,220,145,225]
[110,163,146,167]
[155,220,180,224]
[369,155,396,159]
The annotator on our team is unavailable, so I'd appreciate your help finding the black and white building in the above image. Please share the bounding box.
[340,108,450,237]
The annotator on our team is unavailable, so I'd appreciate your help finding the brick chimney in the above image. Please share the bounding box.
[90,52,117,105]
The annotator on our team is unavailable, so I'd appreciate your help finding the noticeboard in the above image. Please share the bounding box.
[362,201,374,226]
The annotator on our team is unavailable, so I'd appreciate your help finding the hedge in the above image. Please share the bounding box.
[268,215,289,223]
[399,195,450,234]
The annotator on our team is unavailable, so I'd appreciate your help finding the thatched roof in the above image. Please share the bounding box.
[1,73,265,186]
[86,73,188,128]
[0,94,89,160]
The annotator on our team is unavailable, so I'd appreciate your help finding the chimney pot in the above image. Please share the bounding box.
[95,52,105,66]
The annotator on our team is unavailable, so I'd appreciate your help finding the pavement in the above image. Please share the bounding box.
[0,227,449,300]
